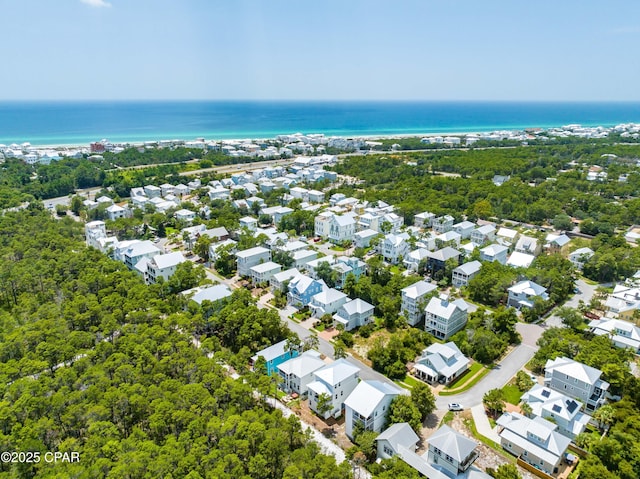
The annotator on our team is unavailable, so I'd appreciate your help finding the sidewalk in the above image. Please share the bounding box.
[470,404,501,444]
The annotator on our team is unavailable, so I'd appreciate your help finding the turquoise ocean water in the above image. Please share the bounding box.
[0,101,639,146]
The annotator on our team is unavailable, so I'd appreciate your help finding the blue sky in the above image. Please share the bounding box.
[2,0,639,101]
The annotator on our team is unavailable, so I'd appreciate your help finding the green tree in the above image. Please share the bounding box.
[386,395,422,433]
[411,381,436,421]
[316,393,333,419]
[483,389,506,418]
[488,463,522,479]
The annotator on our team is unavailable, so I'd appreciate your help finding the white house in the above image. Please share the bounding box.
[453,221,475,240]
[175,209,196,224]
[589,317,640,353]
[182,284,233,305]
[376,423,420,461]
[277,350,327,396]
[236,246,271,277]
[354,229,379,249]
[515,235,541,256]
[401,280,438,326]
[496,227,519,246]
[520,384,590,439]
[426,425,483,478]
[121,240,161,270]
[343,380,403,439]
[414,211,435,229]
[544,357,609,412]
[333,298,375,331]
[106,204,128,221]
[378,232,410,264]
[239,216,258,232]
[329,215,356,243]
[292,249,319,269]
[497,412,571,476]
[604,284,640,320]
[403,247,432,272]
[314,211,334,238]
[250,261,282,285]
[451,260,482,288]
[424,295,469,340]
[307,359,360,418]
[270,268,301,292]
[310,288,348,317]
[436,231,462,249]
[507,280,549,309]
[506,251,536,268]
[145,251,186,284]
[471,224,496,246]
[568,247,594,270]
[414,342,469,385]
[432,215,454,233]
[479,244,509,264]
[144,185,162,198]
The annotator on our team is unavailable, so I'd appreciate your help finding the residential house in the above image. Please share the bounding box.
[378,232,410,264]
[277,350,326,396]
[545,233,571,254]
[604,284,640,320]
[332,256,366,289]
[479,244,509,265]
[106,204,128,220]
[250,261,282,285]
[427,425,481,477]
[414,211,435,229]
[292,249,318,269]
[239,216,258,231]
[493,175,510,186]
[451,260,482,288]
[436,231,462,249]
[568,247,594,270]
[307,359,360,418]
[515,235,542,256]
[471,225,496,246]
[314,211,334,238]
[209,238,237,261]
[424,295,469,340]
[145,251,186,284]
[174,184,190,197]
[354,229,379,249]
[251,340,299,376]
[496,227,519,246]
[144,185,162,198]
[308,189,325,203]
[401,280,438,326]
[344,380,403,439]
[453,221,475,240]
[270,268,301,292]
[414,342,469,385]
[288,274,325,307]
[85,220,107,247]
[261,206,294,225]
[497,412,571,476]
[506,252,535,268]
[208,186,230,200]
[507,280,549,309]
[589,317,640,353]
[544,357,609,412]
[520,384,590,439]
[121,240,161,270]
[404,247,432,273]
[432,215,454,233]
[333,298,375,331]
[376,423,420,461]
[426,247,461,276]
[236,246,271,277]
[310,288,348,317]
[175,209,196,224]
[182,284,233,306]
[329,215,356,243]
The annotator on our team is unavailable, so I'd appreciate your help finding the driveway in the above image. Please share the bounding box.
[546,278,597,327]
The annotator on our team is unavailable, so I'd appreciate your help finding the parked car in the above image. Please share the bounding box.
[448,403,463,411]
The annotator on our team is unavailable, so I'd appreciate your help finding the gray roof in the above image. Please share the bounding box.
[313,358,360,386]
[426,296,469,319]
[453,260,482,276]
[544,357,604,386]
[343,380,403,417]
[376,423,420,453]
[428,425,478,463]
[150,251,186,270]
[340,298,375,315]
[277,351,326,378]
[184,284,233,304]
[428,247,461,262]
[250,261,281,273]
[402,280,438,299]
[481,243,508,256]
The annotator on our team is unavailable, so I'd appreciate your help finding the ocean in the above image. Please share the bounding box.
[1,101,640,146]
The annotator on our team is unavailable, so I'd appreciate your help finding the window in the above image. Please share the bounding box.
[523,451,528,457]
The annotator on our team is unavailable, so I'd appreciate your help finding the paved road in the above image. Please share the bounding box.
[546,278,598,327]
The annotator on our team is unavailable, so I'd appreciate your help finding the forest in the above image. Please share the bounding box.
[0,206,351,479]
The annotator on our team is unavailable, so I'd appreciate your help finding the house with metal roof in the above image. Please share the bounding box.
[497,412,571,476]
[333,298,375,331]
[544,357,609,412]
[251,339,299,376]
[507,280,549,309]
[451,260,482,288]
[414,342,469,385]
[589,317,640,353]
[520,384,590,439]
[401,280,438,326]
[307,359,360,418]
[479,243,509,265]
[424,294,469,340]
[376,423,420,460]
[277,350,326,396]
[310,288,348,318]
[343,380,403,439]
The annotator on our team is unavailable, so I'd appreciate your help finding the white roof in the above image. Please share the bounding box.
[453,260,482,275]
[236,246,270,258]
[419,342,469,378]
[125,240,160,258]
[507,252,535,268]
[475,224,496,235]
[277,351,326,378]
[272,268,301,283]
[183,284,233,304]
[508,280,547,297]
[376,423,420,453]
[340,298,374,316]
[570,247,594,258]
[544,357,605,386]
[250,261,281,273]
[332,215,356,227]
[481,243,508,256]
[402,280,437,299]
[590,317,640,346]
[497,227,518,239]
[354,228,378,239]
[428,425,478,463]
[313,358,360,386]
[426,296,469,320]
[343,380,402,418]
[312,288,347,305]
[252,339,289,362]
[175,208,195,216]
[151,251,186,270]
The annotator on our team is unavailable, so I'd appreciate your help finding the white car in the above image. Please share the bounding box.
[448,403,463,411]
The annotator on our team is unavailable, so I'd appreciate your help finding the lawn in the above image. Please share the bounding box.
[502,383,523,405]
[441,363,485,391]
[394,375,423,390]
